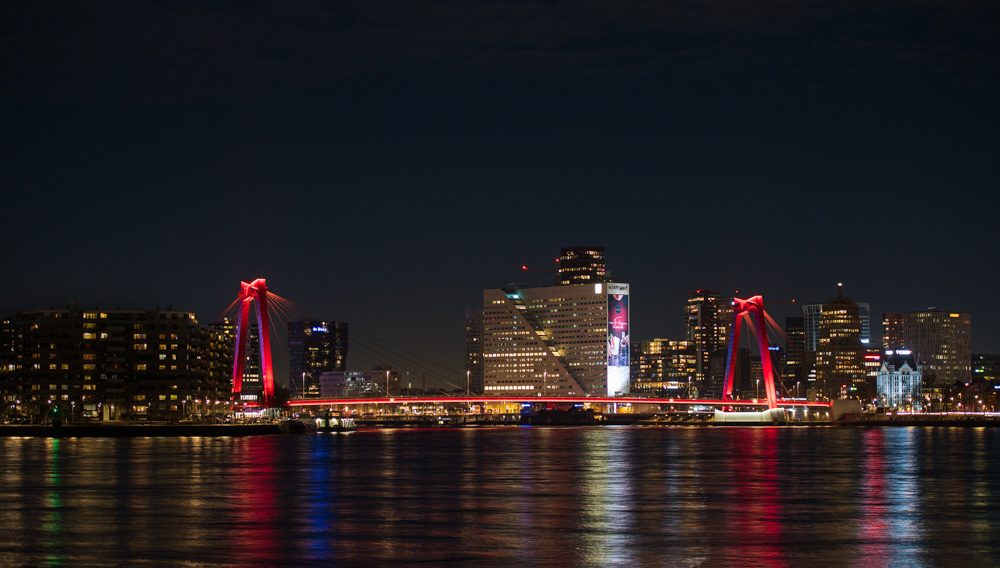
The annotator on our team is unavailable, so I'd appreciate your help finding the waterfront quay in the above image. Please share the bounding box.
[841,412,1000,427]
[0,423,284,438]
[5,399,999,437]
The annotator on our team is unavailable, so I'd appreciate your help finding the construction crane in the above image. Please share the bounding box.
[521,257,560,274]
[520,261,560,285]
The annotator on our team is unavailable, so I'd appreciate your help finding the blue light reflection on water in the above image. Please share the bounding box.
[1,427,999,567]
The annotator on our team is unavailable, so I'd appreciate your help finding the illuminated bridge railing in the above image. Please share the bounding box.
[281,396,832,409]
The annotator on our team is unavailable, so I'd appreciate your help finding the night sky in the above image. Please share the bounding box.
[3,2,999,387]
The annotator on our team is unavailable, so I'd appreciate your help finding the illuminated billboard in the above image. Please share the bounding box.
[607,282,630,396]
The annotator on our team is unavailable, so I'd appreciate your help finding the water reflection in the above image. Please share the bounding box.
[855,429,893,567]
[1,427,998,566]
[43,438,65,567]
[228,438,282,562]
[726,428,784,566]
[578,429,636,565]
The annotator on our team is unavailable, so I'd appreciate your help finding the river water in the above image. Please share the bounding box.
[2,426,999,567]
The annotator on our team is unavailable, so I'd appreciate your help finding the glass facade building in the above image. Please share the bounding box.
[882,311,971,386]
[287,321,348,398]
[481,282,629,397]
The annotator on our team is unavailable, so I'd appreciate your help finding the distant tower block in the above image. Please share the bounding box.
[722,295,781,410]
[558,246,606,285]
[233,278,275,407]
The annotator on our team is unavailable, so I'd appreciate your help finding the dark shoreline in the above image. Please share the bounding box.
[840,414,1000,427]
[0,424,284,438]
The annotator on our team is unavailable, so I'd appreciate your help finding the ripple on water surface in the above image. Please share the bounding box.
[1,427,998,567]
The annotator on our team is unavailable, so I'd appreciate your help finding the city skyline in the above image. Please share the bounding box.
[3,2,998,376]
[0,271,988,380]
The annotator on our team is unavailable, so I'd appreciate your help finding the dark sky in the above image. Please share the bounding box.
[3,1,999,388]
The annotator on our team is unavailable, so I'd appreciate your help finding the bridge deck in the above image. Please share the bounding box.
[283,396,831,408]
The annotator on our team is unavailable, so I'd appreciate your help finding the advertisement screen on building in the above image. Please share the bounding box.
[607,283,630,396]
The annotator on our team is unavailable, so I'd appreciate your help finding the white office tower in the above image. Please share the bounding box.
[482,282,630,397]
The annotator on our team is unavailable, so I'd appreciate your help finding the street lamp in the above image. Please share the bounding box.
[466,370,470,397]
[756,378,760,400]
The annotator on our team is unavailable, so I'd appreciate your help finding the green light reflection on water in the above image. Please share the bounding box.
[42,437,66,567]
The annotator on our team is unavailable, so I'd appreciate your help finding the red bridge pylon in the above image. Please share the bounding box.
[232,278,275,407]
[722,295,783,410]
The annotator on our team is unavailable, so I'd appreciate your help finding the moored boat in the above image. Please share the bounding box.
[313,415,357,432]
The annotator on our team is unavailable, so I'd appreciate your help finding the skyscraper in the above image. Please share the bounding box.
[784,316,806,388]
[858,303,872,344]
[882,311,971,386]
[815,284,867,400]
[287,321,348,398]
[465,308,484,395]
[685,290,731,398]
[804,302,871,350]
[481,281,630,397]
[558,246,606,285]
[803,303,823,353]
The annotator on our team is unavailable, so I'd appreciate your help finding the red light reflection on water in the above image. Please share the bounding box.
[230,439,282,562]
[854,429,890,567]
[726,428,785,567]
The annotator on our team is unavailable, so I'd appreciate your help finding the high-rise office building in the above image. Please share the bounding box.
[858,303,871,345]
[882,311,971,386]
[804,302,871,350]
[815,284,867,400]
[685,290,731,398]
[465,308,484,396]
[784,316,806,388]
[481,281,630,397]
[287,321,348,398]
[630,338,697,396]
[803,304,823,352]
[558,246,607,285]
